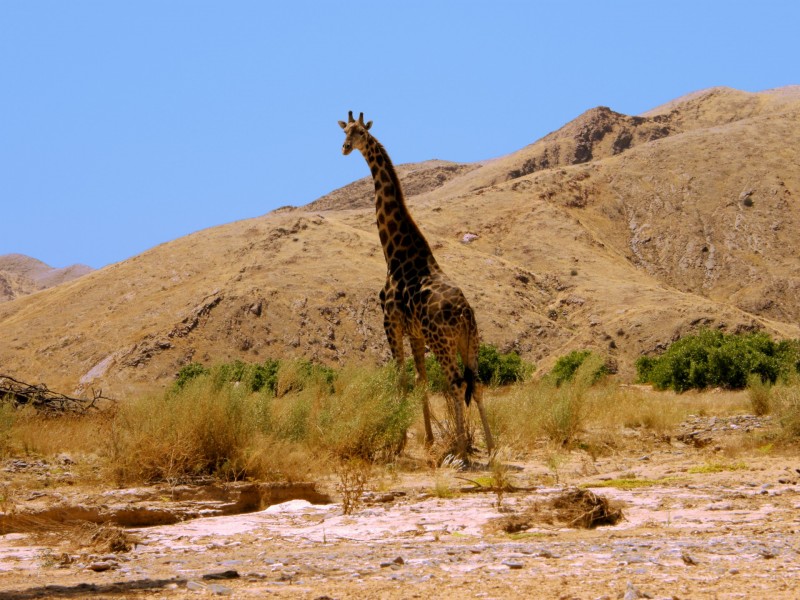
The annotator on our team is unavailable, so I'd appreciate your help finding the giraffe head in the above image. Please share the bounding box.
[338,111,373,155]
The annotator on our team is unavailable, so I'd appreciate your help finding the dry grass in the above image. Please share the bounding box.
[485,366,758,459]
[104,364,415,485]
[747,374,772,416]
[0,405,109,458]
[773,383,800,439]
[334,458,372,515]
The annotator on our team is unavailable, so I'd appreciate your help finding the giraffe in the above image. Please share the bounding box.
[338,111,494,461]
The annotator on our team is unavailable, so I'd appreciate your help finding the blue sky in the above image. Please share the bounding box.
[2,1,798,269]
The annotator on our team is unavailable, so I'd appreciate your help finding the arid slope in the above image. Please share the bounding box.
[1,87,798,397]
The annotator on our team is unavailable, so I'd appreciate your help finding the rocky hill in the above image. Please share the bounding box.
[0,254,92,303]
[1,86,798,398]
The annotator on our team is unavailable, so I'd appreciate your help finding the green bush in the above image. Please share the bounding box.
[636,330,799,392]
[549,350,608,387]
[478,344,529,386]
[405,343,530,392]
[174,362,208,389]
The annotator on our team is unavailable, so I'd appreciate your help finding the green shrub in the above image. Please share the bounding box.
[549,350,608,387]
[174,362,208,389]
[636,330,798,392]
[251,359,281,394]
[478,344,529,386]
[275,359,336,396]
[405,343,530,392]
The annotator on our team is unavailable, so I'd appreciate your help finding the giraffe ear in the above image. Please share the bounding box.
[365,120,373,130]
[338,121,347,129]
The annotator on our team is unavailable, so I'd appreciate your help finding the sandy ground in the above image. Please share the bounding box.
[2,422,800,599]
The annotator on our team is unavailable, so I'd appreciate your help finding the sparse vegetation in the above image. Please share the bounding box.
[637,330,800,392]
[586,477,678,490]
[487,355,604,450]
[335,458,372,515]
[687,461,748,474]
[1,354,799,495]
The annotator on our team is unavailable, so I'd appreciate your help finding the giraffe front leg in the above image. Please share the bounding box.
[410,336,434,447]
[381,287,408,391]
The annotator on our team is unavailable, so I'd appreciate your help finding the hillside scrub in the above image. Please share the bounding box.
[548,350,609,387]
[636,330,800,393]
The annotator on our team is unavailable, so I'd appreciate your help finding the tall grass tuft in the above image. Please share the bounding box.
[106,379,272,484]
[105,363,415,485]
[773,383,800,439]
[747,373,772,416]
[488,354,602,449]
[314,366,417,461]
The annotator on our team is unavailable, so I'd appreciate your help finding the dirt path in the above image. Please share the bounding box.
[2,423,800,599]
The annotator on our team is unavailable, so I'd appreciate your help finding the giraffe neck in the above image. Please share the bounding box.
[361,135,437,276]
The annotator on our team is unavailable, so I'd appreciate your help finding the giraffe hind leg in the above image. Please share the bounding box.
[461,332,495,455]
[434,348,469,461]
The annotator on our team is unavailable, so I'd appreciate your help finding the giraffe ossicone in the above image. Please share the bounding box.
[339,111,495,461]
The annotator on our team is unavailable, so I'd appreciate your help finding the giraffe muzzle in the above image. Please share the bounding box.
[342,142,352,155]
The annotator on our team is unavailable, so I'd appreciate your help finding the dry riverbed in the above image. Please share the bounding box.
[2,416,799,599]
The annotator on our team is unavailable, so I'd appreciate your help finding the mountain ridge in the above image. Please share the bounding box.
[0,254,93,303]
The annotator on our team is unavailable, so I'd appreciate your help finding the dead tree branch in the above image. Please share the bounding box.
[0,374,115,416]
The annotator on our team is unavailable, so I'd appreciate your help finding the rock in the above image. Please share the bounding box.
[186,580,207,591]
[681,550,698,565]
[87,561,115,572]
[207,583,233,595]
[623,581,653,599]
[502,559,524,569]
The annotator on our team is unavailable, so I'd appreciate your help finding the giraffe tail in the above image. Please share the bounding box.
[463,365,475,407]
